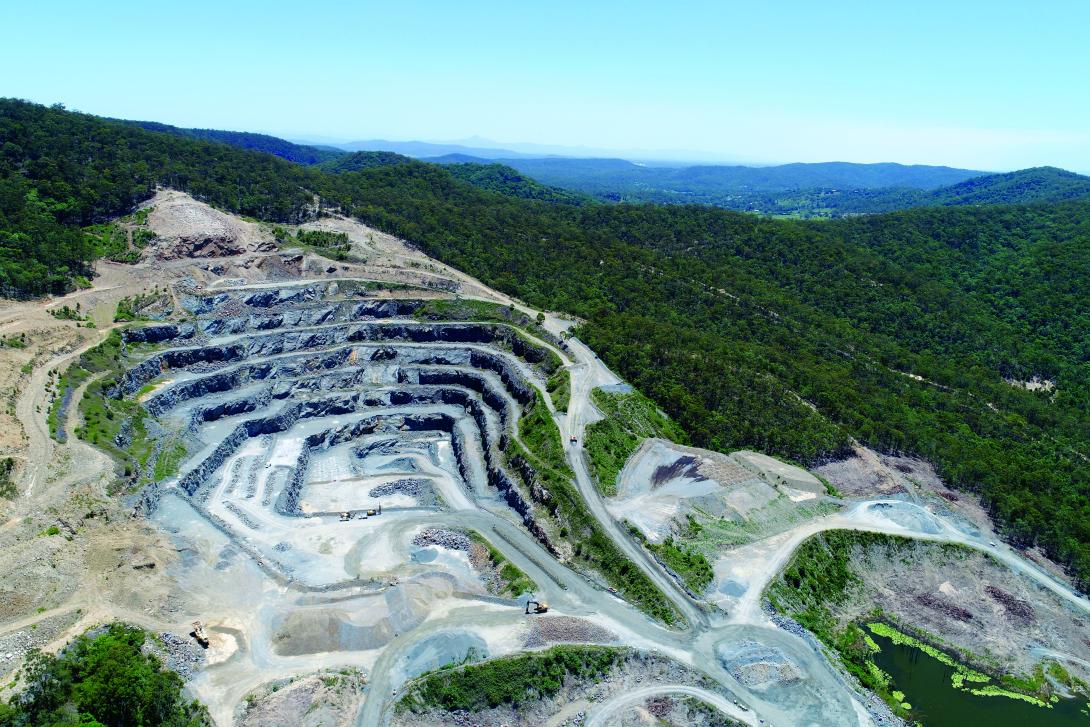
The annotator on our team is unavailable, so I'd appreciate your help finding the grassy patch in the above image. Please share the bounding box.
[55,330,178,490]
[514,391,679,624]
[584,387,687,496]
[114,291,170,322]
[49,304,87,321]
[415,298,534,329]
[273,226,353,261]
[84,216,156,263]
[153,439,188,481]
[682,499,841,552]
[468,531,536,597]
[397,645,623,713]
[546,368,571,413]
[628,521,714,593]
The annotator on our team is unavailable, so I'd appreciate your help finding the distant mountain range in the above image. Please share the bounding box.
[426,156,986,192]
[120,121,1090,217]
[297,136,755,164]
[426,155,1090,216]
[311,139,546,160]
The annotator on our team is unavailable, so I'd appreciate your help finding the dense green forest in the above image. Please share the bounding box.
[3,98,1090,587]
[439,162,589,204]
[317,150,416,172]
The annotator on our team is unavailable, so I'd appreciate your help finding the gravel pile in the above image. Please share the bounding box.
[213,299,246,318]
[768,611,811,640]
[0,611,81,677]
[524,616,617,647]
[412,528,470,551]
[158,631,205,679]
[369,478,427,498]
[0,629,46,676]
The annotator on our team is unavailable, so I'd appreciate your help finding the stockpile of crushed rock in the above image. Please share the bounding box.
[369,478,428,498]
[524,616,617,647]
[412,528,470,551]
[156,631,206,679]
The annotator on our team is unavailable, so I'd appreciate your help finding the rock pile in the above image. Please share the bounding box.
[0,612,81,677]
[412,528,470,551]
[370,478,427,498]
[524,616,617,647]
[158,631,206,679]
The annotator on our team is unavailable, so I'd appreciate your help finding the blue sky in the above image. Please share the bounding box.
[3,0,1089,170]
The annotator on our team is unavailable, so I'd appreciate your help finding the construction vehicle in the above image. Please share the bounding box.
[339,511,352,522]
[191,621,209,648]
[525,593,549,614]
[569,435,578,444]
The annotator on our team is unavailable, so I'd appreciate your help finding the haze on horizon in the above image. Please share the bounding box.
[3,0,1089,171]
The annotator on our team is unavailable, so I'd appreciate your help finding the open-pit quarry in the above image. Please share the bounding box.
[2,191,1089,727]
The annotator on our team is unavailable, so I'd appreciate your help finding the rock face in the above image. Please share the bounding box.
[143,190,276,260]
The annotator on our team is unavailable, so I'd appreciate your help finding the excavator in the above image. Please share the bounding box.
[524,593,549,614]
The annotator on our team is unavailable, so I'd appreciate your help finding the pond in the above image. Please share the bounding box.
[869,631,1090,726]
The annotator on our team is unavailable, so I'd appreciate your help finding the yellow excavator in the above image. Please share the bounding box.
[525,593,549,614]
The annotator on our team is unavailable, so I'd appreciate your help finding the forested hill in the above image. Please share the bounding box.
[317,150,416,172]
[4,97,1090,588]
[122,119,345,165]
[438,163,589,204]
[923,166,1090,206]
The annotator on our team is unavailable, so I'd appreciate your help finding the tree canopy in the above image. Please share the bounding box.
[0,623,209,727]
